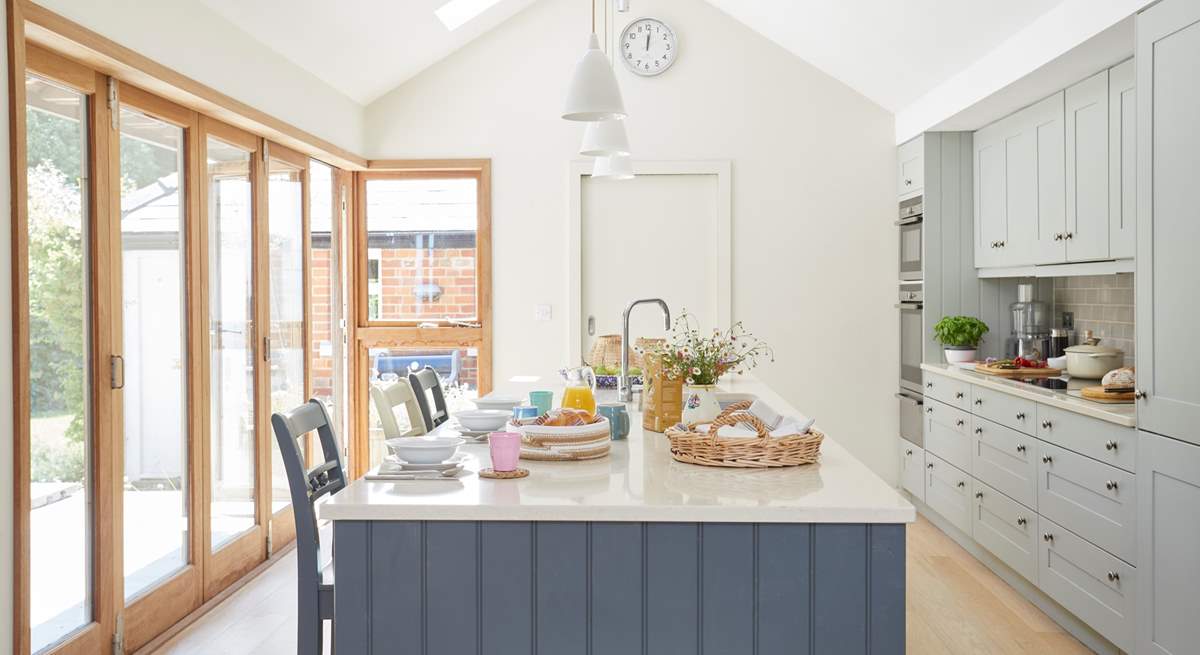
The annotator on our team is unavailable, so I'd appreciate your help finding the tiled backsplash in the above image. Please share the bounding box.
[1052,273,1135,365]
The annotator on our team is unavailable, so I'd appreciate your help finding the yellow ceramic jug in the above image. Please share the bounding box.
[560,366,598,415]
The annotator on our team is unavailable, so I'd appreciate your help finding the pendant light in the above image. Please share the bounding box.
[580,118,630,156]
[592,153,635,180]
[562,0,626,122]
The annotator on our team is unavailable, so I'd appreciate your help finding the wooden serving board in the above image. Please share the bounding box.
[974,363,1063,378]
[1081,386,1136,403]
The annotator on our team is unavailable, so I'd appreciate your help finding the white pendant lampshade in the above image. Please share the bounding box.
[592,154,635,180]
[580,119,630,157]
[562,34,627,122]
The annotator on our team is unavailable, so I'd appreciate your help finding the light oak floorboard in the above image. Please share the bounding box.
[147,515,1090,654]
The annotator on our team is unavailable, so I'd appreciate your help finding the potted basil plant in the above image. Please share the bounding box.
[933,316,989,365]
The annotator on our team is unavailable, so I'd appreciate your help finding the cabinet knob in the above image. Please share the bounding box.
[926,407,934,414]
[1016,412,1026,421]
[955,391,964,399]
[1106,480,1119,491]
[926,382,933,389]
[1017,516,1028,526]
[999,241,1006,247]
[905,449,913,456]
[1042,455,1053,464]
[1107,571,1120,583]
[1041,420,1052,430]
[1134,389,1146,400]
[956,419,965,427]
[1105,440,1118,451]
[974,398,983,406]
[974,427,983,435]
[1043,533,1054,542]
[956,481,966,488]
[975,491,984,499]
[1065,232,1074,240]
[927,462,934,469]
[1017,444,1027,453]
[1053,233,1063,241]
[905,178,912,186]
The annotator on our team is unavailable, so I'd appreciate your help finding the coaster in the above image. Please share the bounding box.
[479,467,529,480]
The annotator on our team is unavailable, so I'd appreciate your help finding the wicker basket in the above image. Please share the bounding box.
[664,401,824,468]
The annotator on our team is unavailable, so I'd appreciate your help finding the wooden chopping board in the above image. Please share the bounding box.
[974,363,1063,378]
[1081,386,1135,403]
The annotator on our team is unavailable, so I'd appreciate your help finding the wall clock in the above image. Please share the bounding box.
[620,17,677,77]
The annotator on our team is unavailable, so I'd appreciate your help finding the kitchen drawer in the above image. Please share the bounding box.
[899,439,925,502]
[924,399,972,473]
[1036,405,1136,473]
[1037,441,1137,563]
[970,386,1037,435]
[972,481,1037,582]
[1038,516,1135,652]
[971,416,1038,510]
[923,371,971,411]
[925,453,972,536]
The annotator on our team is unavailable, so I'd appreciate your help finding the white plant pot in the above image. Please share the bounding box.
[681,384,722,425]
[944,348,977,365]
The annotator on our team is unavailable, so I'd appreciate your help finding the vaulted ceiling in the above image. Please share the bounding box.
[200,0,1067,113]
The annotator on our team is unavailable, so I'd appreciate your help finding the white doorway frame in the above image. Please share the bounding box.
[567,159,732,365]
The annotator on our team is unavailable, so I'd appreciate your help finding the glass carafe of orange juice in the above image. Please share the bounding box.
[560,366,598,415]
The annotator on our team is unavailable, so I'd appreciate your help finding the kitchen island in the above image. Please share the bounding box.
[321,376,914,654]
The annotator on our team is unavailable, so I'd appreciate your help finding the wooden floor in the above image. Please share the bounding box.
[149,515,1090,654]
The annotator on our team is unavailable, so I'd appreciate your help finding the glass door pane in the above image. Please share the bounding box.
[207,137,256,549]
[267,158,305,513]
[309,161,341,437]
[118,107,189,600]
[25,74,92,652]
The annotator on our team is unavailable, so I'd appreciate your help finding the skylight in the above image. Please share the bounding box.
[435,0,504,31]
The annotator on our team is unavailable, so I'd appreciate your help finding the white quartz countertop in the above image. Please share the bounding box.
[320,376,914,524]
[921,363,1136,427]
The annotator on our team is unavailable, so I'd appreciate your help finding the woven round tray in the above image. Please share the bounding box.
[479,467,530,479]
[665,401,823,468]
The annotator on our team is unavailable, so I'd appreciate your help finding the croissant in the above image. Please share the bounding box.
[534,408,594,426]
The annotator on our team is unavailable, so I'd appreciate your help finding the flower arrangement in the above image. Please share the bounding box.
[654,312,774,386]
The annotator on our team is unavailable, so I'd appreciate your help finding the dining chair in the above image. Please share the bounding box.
[369,379,427,438]
[408,365,450,432]
[271,399,347,655]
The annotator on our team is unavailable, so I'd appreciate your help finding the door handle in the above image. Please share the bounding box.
[587,315,596,336]
[110,355,125,390]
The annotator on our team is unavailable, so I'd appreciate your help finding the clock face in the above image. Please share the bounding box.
[620,18,677,77]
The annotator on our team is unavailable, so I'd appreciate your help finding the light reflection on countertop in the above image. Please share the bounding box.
[319,376,915,524]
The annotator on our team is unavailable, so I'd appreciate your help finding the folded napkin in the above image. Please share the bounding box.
[689,400,815,438]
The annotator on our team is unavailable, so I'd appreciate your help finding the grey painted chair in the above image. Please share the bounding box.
[271,399,347,655]
[368,379,427,438]
[408,365,450,432]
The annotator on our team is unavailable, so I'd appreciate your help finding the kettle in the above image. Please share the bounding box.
[560,366,598,414]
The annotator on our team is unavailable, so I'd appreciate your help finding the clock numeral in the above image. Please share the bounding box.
[627,52,633,59]
[655,60,660,67]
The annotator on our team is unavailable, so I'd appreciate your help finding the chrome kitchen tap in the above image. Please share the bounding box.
[620,299,671,403]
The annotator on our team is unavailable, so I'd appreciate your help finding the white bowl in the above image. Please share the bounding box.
[455,409,510,432]
[385,436,465,464]
[473,394,522,411]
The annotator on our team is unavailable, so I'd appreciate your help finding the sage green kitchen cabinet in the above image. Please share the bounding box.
[1063,69,1110,262]
[1137,430,1200,655]
[974,92,1065,268]
[1136,0,1200,445]
[1108,59,1136,260]
[898,135,924,199]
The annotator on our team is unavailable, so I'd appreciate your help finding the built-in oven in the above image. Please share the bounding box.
[897,282,925,446]
[897,196,923,281]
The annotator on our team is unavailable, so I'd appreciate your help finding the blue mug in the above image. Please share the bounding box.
[512,405,539,421]
[596,403,630,441]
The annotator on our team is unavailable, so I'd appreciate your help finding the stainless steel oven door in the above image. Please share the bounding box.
[898,299,924,394]
[897,390,924,447]
[898,216,923,281]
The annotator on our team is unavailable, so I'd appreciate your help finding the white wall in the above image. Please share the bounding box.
[365,0,900,481]
[30,0,364,154]
[1,0,14,647]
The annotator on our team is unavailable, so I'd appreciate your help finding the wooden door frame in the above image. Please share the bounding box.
[566,160,732,365]
[349,161,492,478]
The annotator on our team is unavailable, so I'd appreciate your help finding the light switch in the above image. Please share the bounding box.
[534,304,552,321]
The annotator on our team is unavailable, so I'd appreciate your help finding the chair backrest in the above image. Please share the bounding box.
[369,379,426,438]
[271,400,346,591]
[408,365,450,432]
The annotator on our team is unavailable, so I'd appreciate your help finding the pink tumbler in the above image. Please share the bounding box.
[487,431,521,472]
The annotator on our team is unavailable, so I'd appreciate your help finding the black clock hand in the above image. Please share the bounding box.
[645,32,650,52]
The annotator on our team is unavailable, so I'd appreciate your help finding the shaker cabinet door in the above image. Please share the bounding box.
[1136,0,1200,445]
[898,135,924,198]
[974,121,1009,268]
[1065,70,1110,262]
[1108,59,1136,260]
[1138,430,1200,655]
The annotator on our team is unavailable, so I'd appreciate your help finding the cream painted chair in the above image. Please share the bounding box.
[369,379,427,439]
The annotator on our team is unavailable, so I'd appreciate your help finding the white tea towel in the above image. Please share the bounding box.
[746,400,783,429]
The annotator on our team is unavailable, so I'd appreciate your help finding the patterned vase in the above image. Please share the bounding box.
[681,384,722,425]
